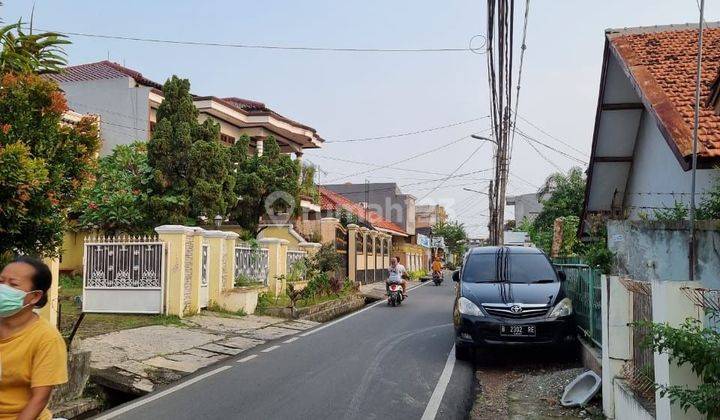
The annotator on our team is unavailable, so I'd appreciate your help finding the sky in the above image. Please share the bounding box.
[3,0,719,237]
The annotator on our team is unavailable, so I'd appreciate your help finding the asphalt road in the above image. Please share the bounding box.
[96,273,474,420]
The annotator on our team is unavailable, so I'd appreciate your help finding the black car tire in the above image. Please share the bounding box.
[455,343,473,361]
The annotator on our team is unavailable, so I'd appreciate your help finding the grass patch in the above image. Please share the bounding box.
[58,278,182,339]
[205,302,247,318]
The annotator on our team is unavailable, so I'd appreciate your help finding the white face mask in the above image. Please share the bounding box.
[0,284,37,318]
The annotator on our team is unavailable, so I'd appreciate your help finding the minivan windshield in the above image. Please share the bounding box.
[461,253,558,284]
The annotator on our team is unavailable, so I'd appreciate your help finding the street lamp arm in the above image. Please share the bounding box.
[463,187,489,195]
[471,134,498,144]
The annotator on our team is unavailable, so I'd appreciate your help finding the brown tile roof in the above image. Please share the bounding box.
[222,97,268,112]
[607,24,720,159]
[47,60,163,90]
[319,187,407,235]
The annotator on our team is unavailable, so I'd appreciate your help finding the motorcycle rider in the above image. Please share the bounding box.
[431,256,443,278]
[387,257,408,298]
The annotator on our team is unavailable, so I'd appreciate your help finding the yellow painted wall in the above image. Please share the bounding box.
[257,225,303,247]
[60,231,87,273]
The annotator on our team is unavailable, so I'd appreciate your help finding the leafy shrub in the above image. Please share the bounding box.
[329,276,343,295]
[654,201,689,222]
[234,273,260,287]
[640,315,720,417]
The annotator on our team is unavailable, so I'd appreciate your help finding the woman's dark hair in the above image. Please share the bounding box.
[12,256,52,308]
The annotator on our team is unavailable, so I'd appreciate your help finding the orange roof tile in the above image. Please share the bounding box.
[607,24,720,159]
[319,187,407,235]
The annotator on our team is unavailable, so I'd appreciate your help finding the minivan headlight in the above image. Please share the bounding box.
[548,297,573,318]
[458,297,484,317]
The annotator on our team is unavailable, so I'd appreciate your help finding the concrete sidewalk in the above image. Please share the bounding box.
[78,313,319,395]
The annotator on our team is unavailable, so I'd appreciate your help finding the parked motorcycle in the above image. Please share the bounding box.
[432,270,443,286]
[387,283,404,306]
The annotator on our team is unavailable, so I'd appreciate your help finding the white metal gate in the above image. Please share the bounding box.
[200,244,209,308]
[83,237,166,314]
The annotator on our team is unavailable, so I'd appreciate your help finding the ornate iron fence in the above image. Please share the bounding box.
[286,250,307,278]
[83,236,165,314]
[234,246,269,285]
[553,262,602,347]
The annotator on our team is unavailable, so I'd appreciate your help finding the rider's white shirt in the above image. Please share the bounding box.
[388,264,406,283]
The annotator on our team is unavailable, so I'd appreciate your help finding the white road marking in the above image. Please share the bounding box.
[237,355,257,363]
[420,344,456,420]
[261,345,281,353]
[283,337,299,343]
[300,281,429,338]
[95,365,232,419]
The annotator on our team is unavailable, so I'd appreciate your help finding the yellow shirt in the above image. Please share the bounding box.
[0,316,68,420]
[431,261,443,271]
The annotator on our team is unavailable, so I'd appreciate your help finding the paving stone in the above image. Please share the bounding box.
[240,326,298,341]
[199,343,244,355]
[115,360,151,378]
[185,314,281,334]
[216,336,264,351]
[133,378,155,393]
[79,325,222,369]
[184,348,221,358]
[280,320,320,331]
[144,355,226,373]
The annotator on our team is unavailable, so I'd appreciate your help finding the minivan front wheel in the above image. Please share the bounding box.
[455,343,473,361]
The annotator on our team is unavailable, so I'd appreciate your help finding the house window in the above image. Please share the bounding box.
[149,121,156,136]
[220,133,235,145]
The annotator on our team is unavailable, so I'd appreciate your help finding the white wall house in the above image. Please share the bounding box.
[583,23,720,420]
[581,23,720,234]
[49,61,324,157]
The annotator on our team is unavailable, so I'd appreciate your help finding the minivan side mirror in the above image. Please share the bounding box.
[452,270,460,282]
[557,271,567,282]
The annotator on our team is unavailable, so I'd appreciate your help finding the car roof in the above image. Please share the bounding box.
[468,246,544,255]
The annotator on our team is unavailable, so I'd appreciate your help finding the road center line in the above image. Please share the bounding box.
[237,355,257,363]
[95,365,232,419]
[420,344,456,420]
[300,281,429,338]
[283,337,299,343]
[261,345,281,353]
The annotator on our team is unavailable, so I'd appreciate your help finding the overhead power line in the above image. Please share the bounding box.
[325,116,489,143]
[32,26,486,54]
[515,113,588,157]
[514,128,588,165]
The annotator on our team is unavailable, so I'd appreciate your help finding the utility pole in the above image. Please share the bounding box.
[488,180,495,244]
[689,0,705,281]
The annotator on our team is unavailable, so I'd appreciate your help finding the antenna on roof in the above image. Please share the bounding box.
[28,1,35,34]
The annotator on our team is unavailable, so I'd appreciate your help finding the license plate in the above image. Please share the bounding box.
[500,325,536,337]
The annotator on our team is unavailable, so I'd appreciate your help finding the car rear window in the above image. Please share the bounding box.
[462,252,557,283]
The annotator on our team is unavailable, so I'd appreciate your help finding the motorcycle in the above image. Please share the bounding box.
[387,283,404,306]
[432,270,443,286]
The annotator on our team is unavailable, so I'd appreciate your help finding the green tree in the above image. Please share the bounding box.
[74,142,153,235]
[147,76,235,224]
[432,219,468,258]
[229,135,299,232]
[0,72,99,257]
[530,167,586,254]
[697,168,720,220]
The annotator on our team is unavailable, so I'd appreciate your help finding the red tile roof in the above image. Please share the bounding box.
[607,24,720,159]
[319,187,407,235]
[47,60,163,90]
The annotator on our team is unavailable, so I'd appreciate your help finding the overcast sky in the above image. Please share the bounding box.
[4,0,718,237]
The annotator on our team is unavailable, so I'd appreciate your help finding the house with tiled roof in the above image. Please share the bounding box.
[581,23,720,235]
[320,184,430,272]
[47,60,323,158]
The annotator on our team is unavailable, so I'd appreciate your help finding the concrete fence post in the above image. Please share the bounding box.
[39,257,60,326]
[204,230,226,306]
[155,225,192,318]
[299,242,321,258]
[320,217,339,245]
[223,232,239,291]
[652,280,703,420]
[347,224,358,283]
[601,275,632,418]
[259,238,289,295]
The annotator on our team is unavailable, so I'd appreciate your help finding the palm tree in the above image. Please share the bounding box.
[0,22,69,74]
